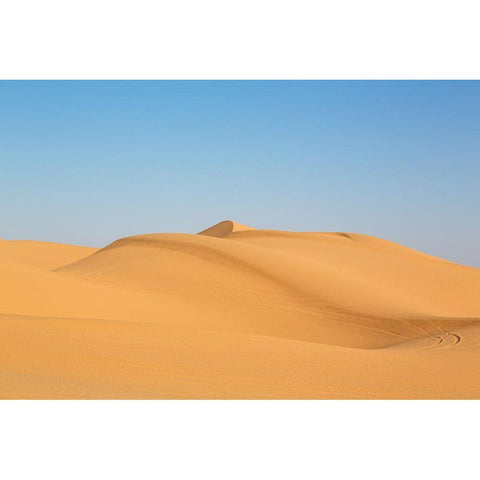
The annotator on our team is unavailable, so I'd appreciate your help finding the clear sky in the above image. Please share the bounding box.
[1,80,479,266]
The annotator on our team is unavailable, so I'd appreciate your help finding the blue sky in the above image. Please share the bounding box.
[1,80,479,266]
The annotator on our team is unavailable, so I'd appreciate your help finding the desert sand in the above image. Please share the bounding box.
[1,220,479,399]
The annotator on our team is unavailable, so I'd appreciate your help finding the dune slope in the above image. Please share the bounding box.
[1,221,479,398]
[0,239,97,269]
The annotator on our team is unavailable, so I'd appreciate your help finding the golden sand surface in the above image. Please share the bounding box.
[1,221,479,398]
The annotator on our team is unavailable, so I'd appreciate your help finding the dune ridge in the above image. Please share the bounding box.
[1,221,479,398]
[197,219,255,237]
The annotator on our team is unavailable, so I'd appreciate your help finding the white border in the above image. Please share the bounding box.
[0,401,478,479]
[1,0,479,79]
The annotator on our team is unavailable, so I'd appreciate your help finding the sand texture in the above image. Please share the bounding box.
[1,221,479,399]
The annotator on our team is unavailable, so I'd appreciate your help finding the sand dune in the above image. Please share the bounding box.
[197,220,255,237]
[0,239,97,269]
[1,221,479,398]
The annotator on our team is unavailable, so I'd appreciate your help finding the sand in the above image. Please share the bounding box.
[1,220,479,399]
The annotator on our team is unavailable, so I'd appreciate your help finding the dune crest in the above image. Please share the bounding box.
[197,220,255,237]
[1,221,480,398]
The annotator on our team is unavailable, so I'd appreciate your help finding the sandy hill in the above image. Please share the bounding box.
[0,239,97,269]
[1,221,479,399]
[197,219,255,237]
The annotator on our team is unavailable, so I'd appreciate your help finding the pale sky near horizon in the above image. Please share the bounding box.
[1,80,479,266]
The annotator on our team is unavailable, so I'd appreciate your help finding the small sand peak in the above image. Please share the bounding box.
[197,220,255,237]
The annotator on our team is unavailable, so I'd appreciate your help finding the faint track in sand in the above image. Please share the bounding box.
[385,331,462,350]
